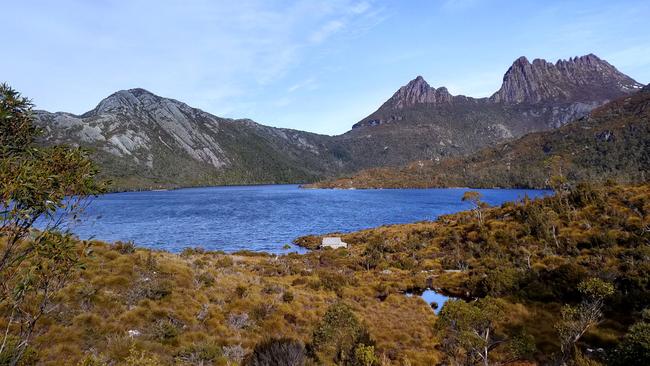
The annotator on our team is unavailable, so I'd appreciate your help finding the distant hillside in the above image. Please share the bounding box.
[35,89,351,191]
[307,85,650,189]
[35,54,643,190]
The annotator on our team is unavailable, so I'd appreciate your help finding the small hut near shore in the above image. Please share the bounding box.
[321,237,348,249]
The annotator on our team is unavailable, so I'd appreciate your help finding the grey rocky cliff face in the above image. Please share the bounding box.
[35,88,347,189]
[384,76,456,108]
[353,54,641,131]
[490,54,643,104]
[38,88,231,169]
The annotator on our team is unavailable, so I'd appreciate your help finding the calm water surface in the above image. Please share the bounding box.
[406,289,453,315]
[65,185,547,253]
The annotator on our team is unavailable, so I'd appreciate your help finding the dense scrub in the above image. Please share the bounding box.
[0,182,647,365]
[327,182,650,364]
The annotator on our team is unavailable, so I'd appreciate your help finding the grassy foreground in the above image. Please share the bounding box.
[1,182,648,365]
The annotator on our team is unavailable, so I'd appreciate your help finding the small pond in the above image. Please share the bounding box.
[406,288,454,315]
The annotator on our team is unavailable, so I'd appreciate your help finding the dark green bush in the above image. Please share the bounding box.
[244,338,306,366]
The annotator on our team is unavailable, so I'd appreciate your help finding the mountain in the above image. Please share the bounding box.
[306,85,650,189]
[490,54,642,104]
[35,54,643,190]
[35,89,349,190]
[344,55,643,168]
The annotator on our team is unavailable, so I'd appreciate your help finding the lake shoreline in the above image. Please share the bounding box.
[70,185,548,253]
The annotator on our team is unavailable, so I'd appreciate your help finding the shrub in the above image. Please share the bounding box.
[235,284,249,298]
[436,297,509,365]
[262,283,283,294]
[176,341,224,365]
[282,291,295,303]
[311,303,374,365]
[151,318,182,341]
[214,256,234,268]
[609,319,650,365]
[0,336,38,366]
[353,344,379,366]
[124,346,163,366]
[244,338,306,366]
[111,241,136,254]
[197,271,216,287]
[251,302,277,321]
[223,344,246,364]
[180,247,206,257]
[318,270,355,293]
[147,279,174,300]
[472,266,522,296]
[228,312,250,330]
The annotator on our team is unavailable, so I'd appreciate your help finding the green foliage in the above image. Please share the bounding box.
[0,83,105,364]
[436,297,510,365]
[151,317,182,342]
[577,278,615,302]
[317,270,356,294]
[462,191,488,225]
[556,278,614,362]
[507,330,537,361]
[472,266,522,297]
[176,340,225,365]
[123,346,163,366]
[353,344,378,366]
[311,303,374,365]
[609,315,650,365]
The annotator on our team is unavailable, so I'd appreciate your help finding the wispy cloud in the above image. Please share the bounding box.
[288,78,317,93]
[4,0,385,119]
[442,0,483,11]
[310,20,346,43]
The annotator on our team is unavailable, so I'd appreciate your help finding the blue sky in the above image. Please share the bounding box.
[4,0,649,135]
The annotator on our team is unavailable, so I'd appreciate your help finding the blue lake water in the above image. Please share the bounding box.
[63,184,548,253]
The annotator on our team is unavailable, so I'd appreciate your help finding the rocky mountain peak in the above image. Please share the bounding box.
[84,88,197,118]
[86,88,156,115]
[490,54,643,104]
[382,76,455,109]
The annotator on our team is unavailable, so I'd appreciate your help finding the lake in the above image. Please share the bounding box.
[63,184,548,253]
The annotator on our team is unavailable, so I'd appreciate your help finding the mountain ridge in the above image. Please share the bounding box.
[35,54,644,190]
[307,84,650,189]
[35,88,350,190]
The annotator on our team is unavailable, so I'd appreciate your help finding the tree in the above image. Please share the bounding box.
[461,191,488,226]
[436,297,507,366]
[555,278,614,364]
[311,303,373,365]
[610,310,650,365]
[0,83,105,365]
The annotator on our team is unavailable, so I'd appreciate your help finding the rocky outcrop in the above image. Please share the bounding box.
[490,54,643,104]
[381,76,458,109]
